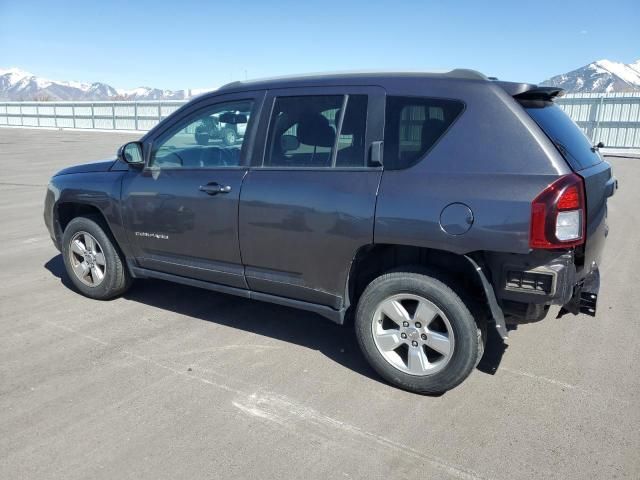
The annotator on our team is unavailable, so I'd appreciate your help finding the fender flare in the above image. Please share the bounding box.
[463,255,508,339]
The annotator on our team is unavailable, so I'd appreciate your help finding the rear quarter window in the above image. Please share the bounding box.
[523,101,603,171]
[383,96,464,170]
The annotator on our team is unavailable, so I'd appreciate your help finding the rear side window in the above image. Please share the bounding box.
[264,95,368,168]
[523,101,602,171]
[383,96,464,170]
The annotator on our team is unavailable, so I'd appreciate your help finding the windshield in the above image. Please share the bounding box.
[524,102,602,171]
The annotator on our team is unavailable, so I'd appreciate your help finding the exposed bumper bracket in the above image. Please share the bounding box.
[557,266,600,319]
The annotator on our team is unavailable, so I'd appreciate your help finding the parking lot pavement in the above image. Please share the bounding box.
[1,127,638,480]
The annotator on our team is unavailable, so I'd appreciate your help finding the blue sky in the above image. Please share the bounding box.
[1,0,638,90]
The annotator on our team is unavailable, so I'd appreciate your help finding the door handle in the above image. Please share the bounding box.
[199,183,232,195]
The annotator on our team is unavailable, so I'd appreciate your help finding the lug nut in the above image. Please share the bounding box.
[402,321,409,327]
[415,322,421,328]
[401,333,407,339]
[421,334,427,340]
[411,341,418,347]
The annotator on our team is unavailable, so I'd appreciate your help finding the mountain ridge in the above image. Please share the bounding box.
[540,59,640,93]
[3,59,640,100]
[0,67,216,101]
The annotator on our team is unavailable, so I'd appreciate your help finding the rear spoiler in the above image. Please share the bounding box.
[494,81,565,100]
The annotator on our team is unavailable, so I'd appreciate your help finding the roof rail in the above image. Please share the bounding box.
[446,69,488,80]
[218,80,242,90]
[216,69,489,91]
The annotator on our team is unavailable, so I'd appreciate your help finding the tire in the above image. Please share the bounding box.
[221,128,236,146]
[61,216,132,300]
[355,271,479,394]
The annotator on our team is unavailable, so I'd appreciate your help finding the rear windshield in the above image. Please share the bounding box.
[523,101,602,171]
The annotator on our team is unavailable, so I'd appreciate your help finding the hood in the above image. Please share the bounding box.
[53,159,118,177]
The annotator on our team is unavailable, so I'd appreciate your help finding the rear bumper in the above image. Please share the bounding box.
[487,250,600,322]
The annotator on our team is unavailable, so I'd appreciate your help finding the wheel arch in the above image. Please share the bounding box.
[344,243,507,337]
[54,201,133,260]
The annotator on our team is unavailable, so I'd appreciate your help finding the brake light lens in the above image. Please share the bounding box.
[530,173,585,249]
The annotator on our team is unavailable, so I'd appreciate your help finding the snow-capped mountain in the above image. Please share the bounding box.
[0,67,214,101]
[541,59,640,93]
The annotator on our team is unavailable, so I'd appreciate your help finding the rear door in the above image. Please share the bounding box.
[121,91,265,288]
[239,86,385,308]
[524,101,616,272]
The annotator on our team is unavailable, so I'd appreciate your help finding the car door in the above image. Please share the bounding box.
[239,86,385,308]
[121,91,265,289]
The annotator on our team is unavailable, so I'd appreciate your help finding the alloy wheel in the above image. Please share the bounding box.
[371,293,455,375]
[68,231,106,287]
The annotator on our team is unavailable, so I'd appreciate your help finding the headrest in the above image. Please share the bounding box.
[333,108,359,134]
[298,113,335,147]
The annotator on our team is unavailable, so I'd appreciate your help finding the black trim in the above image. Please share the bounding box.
[129,266,345,324]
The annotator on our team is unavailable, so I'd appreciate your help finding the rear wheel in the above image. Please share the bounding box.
[355,271,479,394]
[61,216,131,300]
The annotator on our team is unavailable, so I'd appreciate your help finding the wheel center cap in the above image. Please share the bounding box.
[84,253,95,266]
[406,328,419,340]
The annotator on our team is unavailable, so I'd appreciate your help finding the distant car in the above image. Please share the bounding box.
[44,70,616,394]
[194,111,248,146]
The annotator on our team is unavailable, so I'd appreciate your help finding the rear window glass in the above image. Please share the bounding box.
[383,96,464,170]
[524,102,602,171]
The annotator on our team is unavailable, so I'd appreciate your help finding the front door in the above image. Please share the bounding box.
[121,92,264,288]
[239,86,385,308]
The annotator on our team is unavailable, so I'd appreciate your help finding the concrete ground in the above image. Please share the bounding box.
[1,127,638,480]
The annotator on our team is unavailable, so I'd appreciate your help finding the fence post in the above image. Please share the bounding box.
[53,104,58,128]
[91,103,95,129]
[594,95,605,144]
[36,103,40,127]
[134,102,138,131]
[112,103,116,130]
[158,103,162,127]
[72,104,76,129]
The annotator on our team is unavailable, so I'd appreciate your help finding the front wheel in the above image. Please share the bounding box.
[355,271,479,394]
[61,216,132,300]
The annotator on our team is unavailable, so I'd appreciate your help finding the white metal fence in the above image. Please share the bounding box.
[0,101,185,131]
[556,93,640,148]
[1,93,640,148]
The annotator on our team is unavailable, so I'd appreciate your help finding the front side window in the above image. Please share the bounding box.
[150,100,254,169]
[383,96,464,170]
[264,95,368,168]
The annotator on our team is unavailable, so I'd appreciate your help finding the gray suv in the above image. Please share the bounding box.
[44,70,616,393]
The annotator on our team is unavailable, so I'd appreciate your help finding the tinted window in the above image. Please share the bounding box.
[383,96,464,170]
[524,102,602,171]
[150,100,254,169]
[264,95,368,168]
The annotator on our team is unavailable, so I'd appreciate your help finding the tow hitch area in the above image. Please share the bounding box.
[557,267,600,318]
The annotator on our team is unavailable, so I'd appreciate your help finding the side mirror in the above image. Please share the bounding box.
[117,141,144,165]
[370,140,383,167]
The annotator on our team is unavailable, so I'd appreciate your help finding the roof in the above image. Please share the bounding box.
[216,69,489,93]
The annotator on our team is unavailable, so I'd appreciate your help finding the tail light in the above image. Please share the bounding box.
[530,173,585,249]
